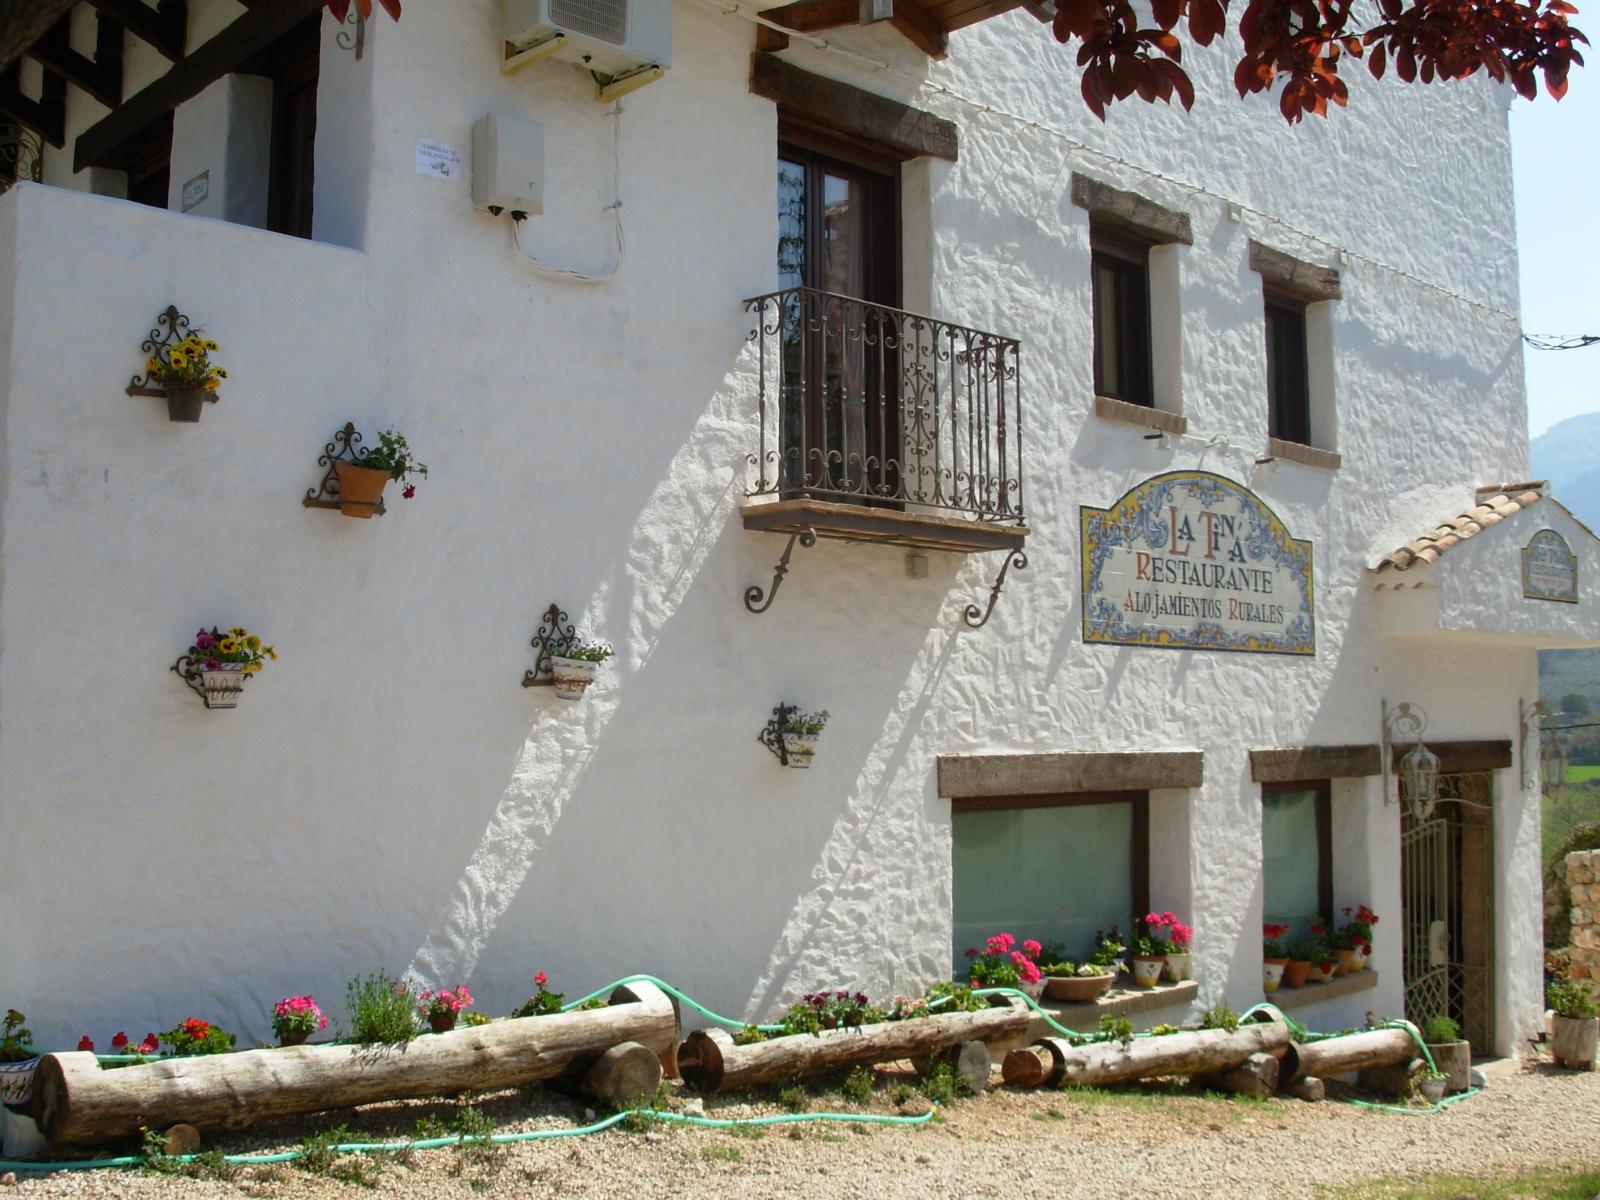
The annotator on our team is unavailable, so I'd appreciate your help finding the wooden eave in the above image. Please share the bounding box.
[754,0,1030,58]
[742,497,1027,553]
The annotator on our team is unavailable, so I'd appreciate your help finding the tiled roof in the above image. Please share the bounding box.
[1374,485,1546,572]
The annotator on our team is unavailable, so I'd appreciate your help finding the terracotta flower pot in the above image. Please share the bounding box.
[1263,959,1287,993]
[429,1012,457,1034]
[1333,949,1356,975]
[165,383,207,423]
[334,460,391,518]
[1043,973,1116,1003]
[1282,960,1312,988]
[277,1029,310,1048]
[1130,956,1165,988]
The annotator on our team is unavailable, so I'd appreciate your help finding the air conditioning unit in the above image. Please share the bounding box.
[502,0,671,95]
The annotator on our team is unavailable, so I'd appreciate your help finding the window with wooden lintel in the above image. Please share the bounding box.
[1265,291,1311,445]
[1249,240,1340,463]
[1092,222,1154,407]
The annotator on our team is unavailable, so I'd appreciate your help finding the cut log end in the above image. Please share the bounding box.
[1002,1045,1054,1089]
[677,1028,732,1093]
[582,1042,663,1109]
[1280,1075,1325,1102]
[945,1040,992,1094]
[1205,1052,1279,1099]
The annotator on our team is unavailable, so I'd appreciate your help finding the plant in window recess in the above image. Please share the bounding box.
[1038,952,1118,1005]
[549,636,614,701]
[1130,914,1174,988]
[963,932,1042,993]
[1146,912,1193,983]
[174,627,276,710]
[334,429,428,519]
[1334,904,1379,973]
[1299,924,1338,982]
[780,708,830,768]
[1263,923,1292,992]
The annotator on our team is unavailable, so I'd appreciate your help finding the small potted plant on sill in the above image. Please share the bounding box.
[962,932,1042,995]
[1040,960,1117,1003]
[1283,937,1317,988]
[0,1009,38,1108]
[1130,916,1171,988]
[160,1017,236,1056]
[185,626,275,710]
[146,333,226,422]
[1547,978,1599,1070]
[550,637,614,701]
[271,995,327,1048]
[1306,925,1337,982]
[1420,1013,1471,1093]
[780,708,830,768]
[1263,924,1292,993]
[335,429,427,518]
[1150,913,1193,982]
[418,984,474,1034]
[1341,905,1378,972]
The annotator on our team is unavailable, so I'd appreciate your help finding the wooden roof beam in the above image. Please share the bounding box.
[0,63,66,147]
[0,0,77,74]
[888,0,947,58]
[28,15,124,110]
[85,0,186,62]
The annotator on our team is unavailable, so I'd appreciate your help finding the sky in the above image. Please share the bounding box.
[1512,70,1600,438]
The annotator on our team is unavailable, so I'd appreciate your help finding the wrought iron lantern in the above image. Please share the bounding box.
[1383,700,1440,822]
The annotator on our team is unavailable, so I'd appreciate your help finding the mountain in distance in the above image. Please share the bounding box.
[1533,413,1600,718]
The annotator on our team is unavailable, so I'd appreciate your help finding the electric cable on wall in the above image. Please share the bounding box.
[511,102,624,284]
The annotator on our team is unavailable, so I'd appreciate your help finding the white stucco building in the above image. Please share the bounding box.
[1,0,1597,1059]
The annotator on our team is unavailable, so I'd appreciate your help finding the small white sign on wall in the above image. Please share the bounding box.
[180,171,209,212]
[415,139,463,181]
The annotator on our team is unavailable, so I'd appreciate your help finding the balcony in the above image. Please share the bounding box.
[740,287,1027,556]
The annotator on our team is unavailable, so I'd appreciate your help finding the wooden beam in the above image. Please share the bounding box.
[888,0,947,58]
[937,0,1023,29]
[1250,745,1382,783]
[1071,171,1193,245]
[750,52,959,161]
[937,750,1204,798]
[755,22,790,51]
[0,0,77,75]
[762,0,862,32]
[76,0,322,171]
[28,16,123,109]
[85,0,186,62]
[0,64,66,148]
[1392,740,1514,774]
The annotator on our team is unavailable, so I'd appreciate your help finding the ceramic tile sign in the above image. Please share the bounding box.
[1082,470,1315,655]
[1522,529,1578,604]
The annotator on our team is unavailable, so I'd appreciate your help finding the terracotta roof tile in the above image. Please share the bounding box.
[1374,487,1545,572]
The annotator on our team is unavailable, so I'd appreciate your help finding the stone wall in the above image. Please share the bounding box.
[1566,850,1600,979]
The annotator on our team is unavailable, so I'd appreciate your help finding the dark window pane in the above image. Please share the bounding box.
[1265,299,1311,444]
[777,158,805,290]
[1092,247,1152,406]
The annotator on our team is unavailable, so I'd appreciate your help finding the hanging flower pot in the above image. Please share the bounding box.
[333,460,392,518]
[199,661,247,708]
[551,656,597,700]
[762,706,830,768]
[127,310,225,422]
[1130,955,1165,988]
[782,731,818,768]
[173,627,276,710]
[1263,959,1287,993]
[330,429,428,519]
[165,382,209,423]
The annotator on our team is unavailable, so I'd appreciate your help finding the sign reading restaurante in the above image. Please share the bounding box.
[1522,528,1579,604]
[1081,471,1316,655]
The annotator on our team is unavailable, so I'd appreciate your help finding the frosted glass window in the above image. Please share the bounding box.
[952,800,1135,975]
[1263,786,1326,943]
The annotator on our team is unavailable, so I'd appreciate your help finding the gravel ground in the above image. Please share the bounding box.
[6,1050,1599,1199]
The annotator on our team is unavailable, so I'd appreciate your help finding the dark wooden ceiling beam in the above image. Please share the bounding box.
[76,0,322,171]
[85,0,187,62]
[0,0,78,74]
[28,16,124,110]
[0,63,66,147]
[759,0,948,56]
[888,0,947,58]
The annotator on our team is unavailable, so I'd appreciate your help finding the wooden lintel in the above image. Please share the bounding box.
[1249,745,1382,783]
[0,0,77,75]
[28,16,123,110]
[750,52,959,161]
[937,750,1204,798]
[1391,740,1513,775]
[939,0,1023,29]
[0,64,66,148]
[888,0,947,58]
[77,0,323,171]
[85,0,186,62]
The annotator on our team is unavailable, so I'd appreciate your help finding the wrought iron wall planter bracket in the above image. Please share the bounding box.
[760,702,799,766]
[744,528,816,615]
[522,603,577,687]
[303,422,386,515]
[171,631,244,711]
[127,305,218,403]
[962,548,1027,629]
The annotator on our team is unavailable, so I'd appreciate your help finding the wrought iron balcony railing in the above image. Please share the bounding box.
[743,286,1023,524]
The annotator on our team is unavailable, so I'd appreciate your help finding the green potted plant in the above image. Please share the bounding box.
[417,985,474,1034]
[1130,915,1171,988]
[335,429,428,518]
[1548,978,1599,1070]
[271,995,327,1048]
[1342,905,1379,972]
[1263,924,1291,992]
[550,636,614,701]
[145,331,226,422]
[780,708,830,768]
[1306,924,1337,982]
[1283,936,1317,988]
[1420,1013,1470,1093]
[0,1009,38,1108]
[1040,960,1116,1003]
[1158,914,1194,982]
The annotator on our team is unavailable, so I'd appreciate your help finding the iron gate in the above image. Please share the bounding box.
[1401,773,1495,1052]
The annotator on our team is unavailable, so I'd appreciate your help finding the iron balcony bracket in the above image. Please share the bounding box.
[759,702,799,766]
[744,527,816,615]
[962,549,1028,629]
[303,422,385,515]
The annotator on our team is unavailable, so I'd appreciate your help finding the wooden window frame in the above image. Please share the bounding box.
[951,789,1151,923]
[1262,779,1332,927]
[1264,289,1312,446]
[242,16,319,240]
[1091,223,1154,407]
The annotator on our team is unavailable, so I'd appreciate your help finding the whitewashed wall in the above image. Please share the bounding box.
[0,0,1561,1054]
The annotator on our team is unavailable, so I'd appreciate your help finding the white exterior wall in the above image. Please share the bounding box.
[0,0,1568,1054]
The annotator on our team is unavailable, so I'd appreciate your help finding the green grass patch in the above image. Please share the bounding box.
[1330,1168,1600,1200]
[1570,765,1600,783]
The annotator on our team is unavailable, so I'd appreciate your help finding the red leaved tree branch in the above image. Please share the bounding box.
[324,0,402,23]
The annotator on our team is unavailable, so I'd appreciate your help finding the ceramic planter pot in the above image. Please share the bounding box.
[429,1013,457,1034]
[550,656,598,701]
[1312,960,1337,982]
[1427,1039,1472,1094]
[199,661,247,709]
[1332,949,1356,975]
[0,1057,39,1108]
[333,461,391,518]
[782,732,818,768]
[1282,960,1312,988]
[165,383,207,423]
[1350,948,1368,972]
[1263,959,1287,993]
[1551,1014,1598,1071]
[1163,952,1192,983]
[277,1029,310,1048]
[1043,973,1116,1003]
[1418,1075,1446,1105]
[1130,956,1165,988]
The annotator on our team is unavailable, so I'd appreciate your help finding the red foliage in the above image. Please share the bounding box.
[324,0,402,23]
[1051,0,1585,122]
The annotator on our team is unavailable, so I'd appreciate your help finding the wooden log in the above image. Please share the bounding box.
[1036,1023,1288,1089]
[1551,1015,1599,1070]
[677,997,1030,1093]
[581,1042,662,1109]
[1002,1043,1058,1088]
[1279,1075,1325,1102]
[942,1040,991,1094]
[1357,1057,1423,1099]
[34,982,677,1146]
[1206,1051,1279,1099]
[1280,1029,1415,1085]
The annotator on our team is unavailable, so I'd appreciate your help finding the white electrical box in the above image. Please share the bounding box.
[502,0,671,86]
[472,112,545,215]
